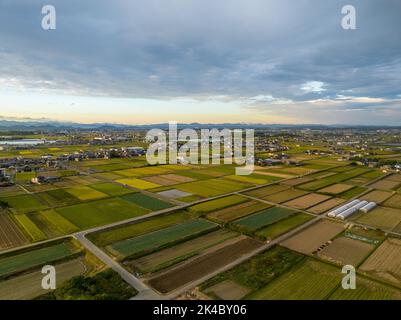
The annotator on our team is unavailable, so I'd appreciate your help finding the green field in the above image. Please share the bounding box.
[89,183,134,196]
[338,186,368,199]
[201,246,304,297]
[175,178,249,197]
[248,259,342,299]
[109,219,218,259]
[188,195,249,214]
[37,189,80,207]
[116,177,161,190]
[0,242,76,278]
[234,207,296,231]
[255,213,313,240]
[56,198,149,229]
[1,194,48,214]
[15,172,36,182]
[207,201,272,223]
[88,211,189,247]
[120,193,173,211]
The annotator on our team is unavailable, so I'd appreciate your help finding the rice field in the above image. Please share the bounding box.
[36,210,79,235]
[120,193,173,211]
[248,259,342,300]
[36,189,80,207]
[255,213,313,240]
[0,213,28,250]
[188,195,249,214]
[89,182,134,196]
[262,189,308,204]
[56,198,149,229]
[109,219,218,259]
[382,194,401,209]
[88,211,189,247]
[243,184,289,198]
[116,177,161,190]
[355,207,401,231]
[0,241,76,278]
[283,193,331,210]
[207,200,272,223]
[233,207,296,231]
[64,186,108,201]
[13,214,47,242]
[174,178,249,197]
[1,194,48,214]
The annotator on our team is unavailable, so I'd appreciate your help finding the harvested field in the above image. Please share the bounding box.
[263,189,308,203]
[0,213,28,250]
[0,258,87,300]
[280,176,314,186]
[308,198,345,214]
[109,219,217,259]
[131,229,238,273]
[318,236,375,266]
[188,195,248,214]
[249,259,342,300]
[281,219,345,254]
[0,185,26,197]
[283,193,331,210]
[243,184,289,198]
[234,207,296,231]
[383,194,401,209]
[207,201,271,223]
[360,190,393,203]
[387,174,401,182]
[356,207,401,231]
[157,189,192,199]
[255,213,313,240]
[329,276,401,300]
[204,280,251,300]
[147,237,263,294]
[369,178,400,190]
[360,238,401,285]
[318,183,354,194]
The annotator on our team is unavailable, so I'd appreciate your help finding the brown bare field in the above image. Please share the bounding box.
[281,219,345,254]
[318,236,375,266]
[0,213,28,250]
[369,179,400,190]
[131,230,238,272]
[204,279,251,300]
[280,176,314,186]
[382,194,401,209]
[356,207,401,231]
[308,198,345,214]
[361,190,393,203]
[360,238,401,285]
[318,183,354,194]
[243,184,289,198]
[207,200,271,222]
[283,193,331,210]
[0,258,87,300]
[387,174,401,182]
[146,237,263,293]
[263,189,308,204]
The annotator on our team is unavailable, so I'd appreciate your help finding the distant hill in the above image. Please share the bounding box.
[0,118,399,132]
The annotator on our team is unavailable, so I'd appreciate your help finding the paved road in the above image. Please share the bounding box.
[74,232,162,300]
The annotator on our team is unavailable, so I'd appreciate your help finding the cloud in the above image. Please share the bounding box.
[0,0,400,124]
[300,81,326,94]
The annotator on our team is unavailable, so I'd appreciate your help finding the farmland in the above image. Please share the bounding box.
[0,212,28,249]
[147,237,263,294]
[281,219,345,254]
[108,219,218,259]
[233,207,296,232]
[248,259,342,299]
[207,200,271,223]
[355,207,401,231]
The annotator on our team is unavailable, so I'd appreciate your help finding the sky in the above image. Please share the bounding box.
[0,0,401,125]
